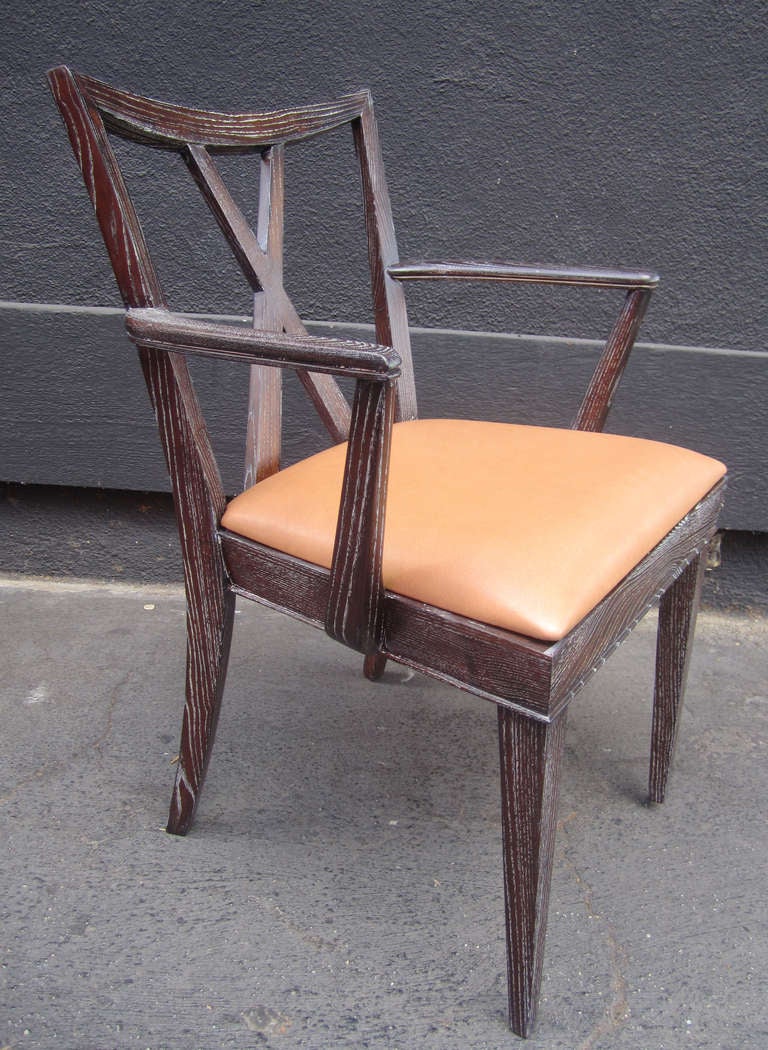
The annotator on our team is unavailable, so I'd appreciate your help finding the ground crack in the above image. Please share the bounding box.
[0,670,132,806]
[558,811,630,1049]
[251,895,341,952]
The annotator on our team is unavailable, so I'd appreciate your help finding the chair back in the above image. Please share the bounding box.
[47,68,418,484]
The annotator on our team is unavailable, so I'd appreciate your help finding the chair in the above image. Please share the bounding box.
[48,66,726,1038]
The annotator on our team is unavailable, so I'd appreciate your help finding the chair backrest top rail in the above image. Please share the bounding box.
[53,67,371,149]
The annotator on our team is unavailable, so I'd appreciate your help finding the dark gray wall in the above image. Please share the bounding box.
[2,0,766,526]
[1,306,765,529]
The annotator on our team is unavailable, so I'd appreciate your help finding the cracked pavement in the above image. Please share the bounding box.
[1,576,766,1049]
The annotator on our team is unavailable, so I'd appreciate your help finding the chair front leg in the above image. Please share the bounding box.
[649,551,706,804]
[498,705,568,1037]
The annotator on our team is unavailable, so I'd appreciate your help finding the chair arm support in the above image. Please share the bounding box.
[325,379,395,655]
[573,286,653,431]
[388,260,659,290]
[126,308,401,381]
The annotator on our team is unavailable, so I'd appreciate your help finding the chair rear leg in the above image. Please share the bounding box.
[498,706,568,1037]
[649,551,706,804]
[167,586,236,835]
[363,653,387,680]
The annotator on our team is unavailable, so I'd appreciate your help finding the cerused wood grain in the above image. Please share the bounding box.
[49,65,724,1037]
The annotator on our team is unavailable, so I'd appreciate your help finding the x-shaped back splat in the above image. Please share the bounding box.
[185,142,352,485]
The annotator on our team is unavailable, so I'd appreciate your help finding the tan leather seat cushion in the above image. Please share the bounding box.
[221,419,726,641]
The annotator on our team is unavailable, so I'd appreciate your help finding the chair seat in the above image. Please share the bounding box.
[221,419,725,641]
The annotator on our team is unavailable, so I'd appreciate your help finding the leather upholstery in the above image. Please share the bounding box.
[221,419,726,641]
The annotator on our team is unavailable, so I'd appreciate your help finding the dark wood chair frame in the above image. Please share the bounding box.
[49,66,725,1038]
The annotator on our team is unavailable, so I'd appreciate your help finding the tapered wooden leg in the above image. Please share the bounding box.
[167,585,236,836]
[498,706,567,1037]
[134,347,236,835]
[363,653,387,680]
[649,552,705,804]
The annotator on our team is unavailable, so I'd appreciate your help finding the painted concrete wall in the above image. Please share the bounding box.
[2,0,765,526]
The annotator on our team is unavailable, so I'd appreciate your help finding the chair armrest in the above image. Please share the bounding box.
[388,260,659,290]
[127,307,395,655]
[388,261,658,433]
[126,308,401,381]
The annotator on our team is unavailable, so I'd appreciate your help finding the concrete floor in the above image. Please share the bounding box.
[1,576,766,1050]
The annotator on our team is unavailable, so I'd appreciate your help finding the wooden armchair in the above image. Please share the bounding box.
[48,66,726,1037]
